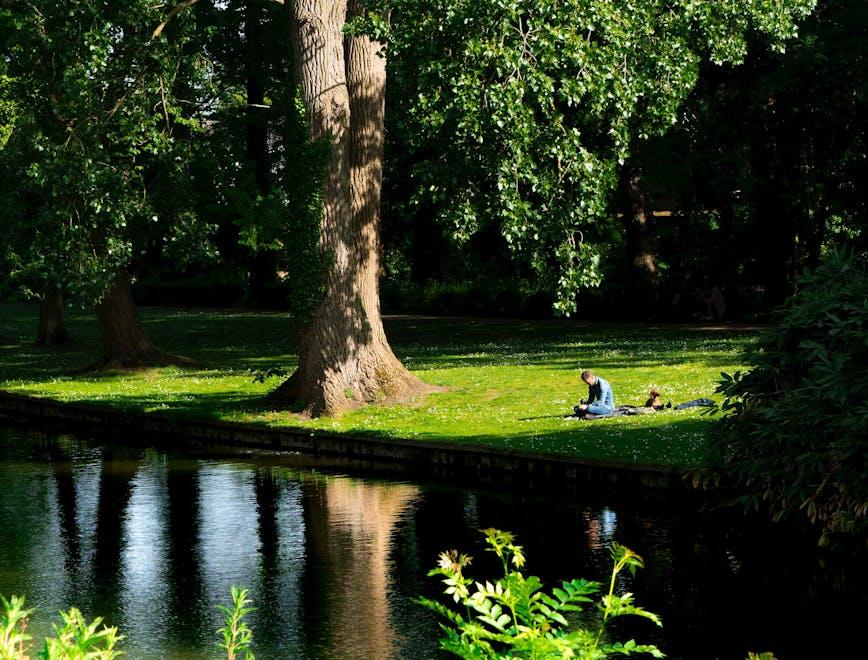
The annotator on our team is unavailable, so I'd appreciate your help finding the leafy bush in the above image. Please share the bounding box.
[37,608,122,660]
[417,528,663,659]
[381,278,556,318]
[1,594,32,659]
[0,595,121,660]
[709,250,868,545]
[1,587,255,659]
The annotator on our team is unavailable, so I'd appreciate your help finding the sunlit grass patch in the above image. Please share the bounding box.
[0,303,756,467]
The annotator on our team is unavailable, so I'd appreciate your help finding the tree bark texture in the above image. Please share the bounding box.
[276,0,434,416]
[35,286,70,346]
[92,272,194,369]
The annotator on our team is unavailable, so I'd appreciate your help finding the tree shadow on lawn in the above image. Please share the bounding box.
[28,387,712,467]
[0,305,749,413]
[384,320,753,371]
[399,352,744,371]
[0,303,296,373]
[0,343,96,380]
[41,388,282,420]
[2,344,743,391]
[383,317,756,347]
[0,342,292,386]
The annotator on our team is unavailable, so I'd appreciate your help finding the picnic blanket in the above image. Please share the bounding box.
[565,398,714,420]
[564,405,653,420]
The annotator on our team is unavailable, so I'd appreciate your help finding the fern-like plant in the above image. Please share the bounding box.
[2,596,122,660]
[3,586,254,659]
[1,595,32,660]
[37,608,122,660]
[417,528,663,659]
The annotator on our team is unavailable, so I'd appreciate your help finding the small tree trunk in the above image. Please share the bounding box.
[752,101,795,307]
[245,0,278,306]
[274,0,434,416]
[35,286,70,346]
[621,166,659,307]
[92,272,194,370]
[245,0,269,196]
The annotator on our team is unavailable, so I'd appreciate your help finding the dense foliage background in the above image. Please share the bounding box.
[2,0,862,320]
[378,0,865,320]
[0,0,211,304]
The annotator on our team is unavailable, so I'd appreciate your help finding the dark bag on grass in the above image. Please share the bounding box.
[674,398,715,410]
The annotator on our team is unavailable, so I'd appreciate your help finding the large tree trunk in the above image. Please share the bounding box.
[91,272,194,370]
[35,286,70,346]
[274,0,434,416]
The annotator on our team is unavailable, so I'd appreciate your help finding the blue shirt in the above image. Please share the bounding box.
[587,376,615,410]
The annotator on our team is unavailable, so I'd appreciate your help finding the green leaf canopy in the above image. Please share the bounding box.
[375,0,817,313]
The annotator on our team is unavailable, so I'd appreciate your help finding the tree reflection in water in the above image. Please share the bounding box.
[0,428,863,660]
[301,476,420,659]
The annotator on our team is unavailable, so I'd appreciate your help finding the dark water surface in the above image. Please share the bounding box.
[0,425,862,659]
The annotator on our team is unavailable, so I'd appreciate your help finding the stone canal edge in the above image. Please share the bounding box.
[0,390,694,495]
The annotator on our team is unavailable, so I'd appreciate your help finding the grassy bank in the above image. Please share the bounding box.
[0,303,755,466]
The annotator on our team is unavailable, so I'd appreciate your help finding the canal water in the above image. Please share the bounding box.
[0,425,862,659]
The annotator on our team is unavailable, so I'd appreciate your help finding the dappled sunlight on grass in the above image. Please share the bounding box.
[0,303,756,466]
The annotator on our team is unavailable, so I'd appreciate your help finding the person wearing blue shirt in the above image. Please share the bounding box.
[576,370,615,417]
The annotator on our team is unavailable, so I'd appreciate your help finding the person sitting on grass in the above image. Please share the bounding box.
[575,370,615,418]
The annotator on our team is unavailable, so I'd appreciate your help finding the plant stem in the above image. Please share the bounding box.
[592,555,624,652]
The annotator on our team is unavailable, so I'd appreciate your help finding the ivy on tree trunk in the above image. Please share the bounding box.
[273,0,435,417]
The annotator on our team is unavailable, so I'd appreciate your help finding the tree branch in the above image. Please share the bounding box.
[152,0,200,39]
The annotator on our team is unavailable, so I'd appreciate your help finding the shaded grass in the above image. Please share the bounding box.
[0,303,756,467]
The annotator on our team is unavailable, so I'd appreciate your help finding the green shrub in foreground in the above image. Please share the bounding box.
[417,528,663,659]
[709,250,868,546]
[1,588,254,659]
[0,594,121,660]
[1,595,32,659]
[38,608,122,660]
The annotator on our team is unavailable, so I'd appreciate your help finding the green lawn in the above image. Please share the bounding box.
[0,303,756,467]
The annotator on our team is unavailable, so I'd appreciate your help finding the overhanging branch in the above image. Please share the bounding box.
[152,0,201,39]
